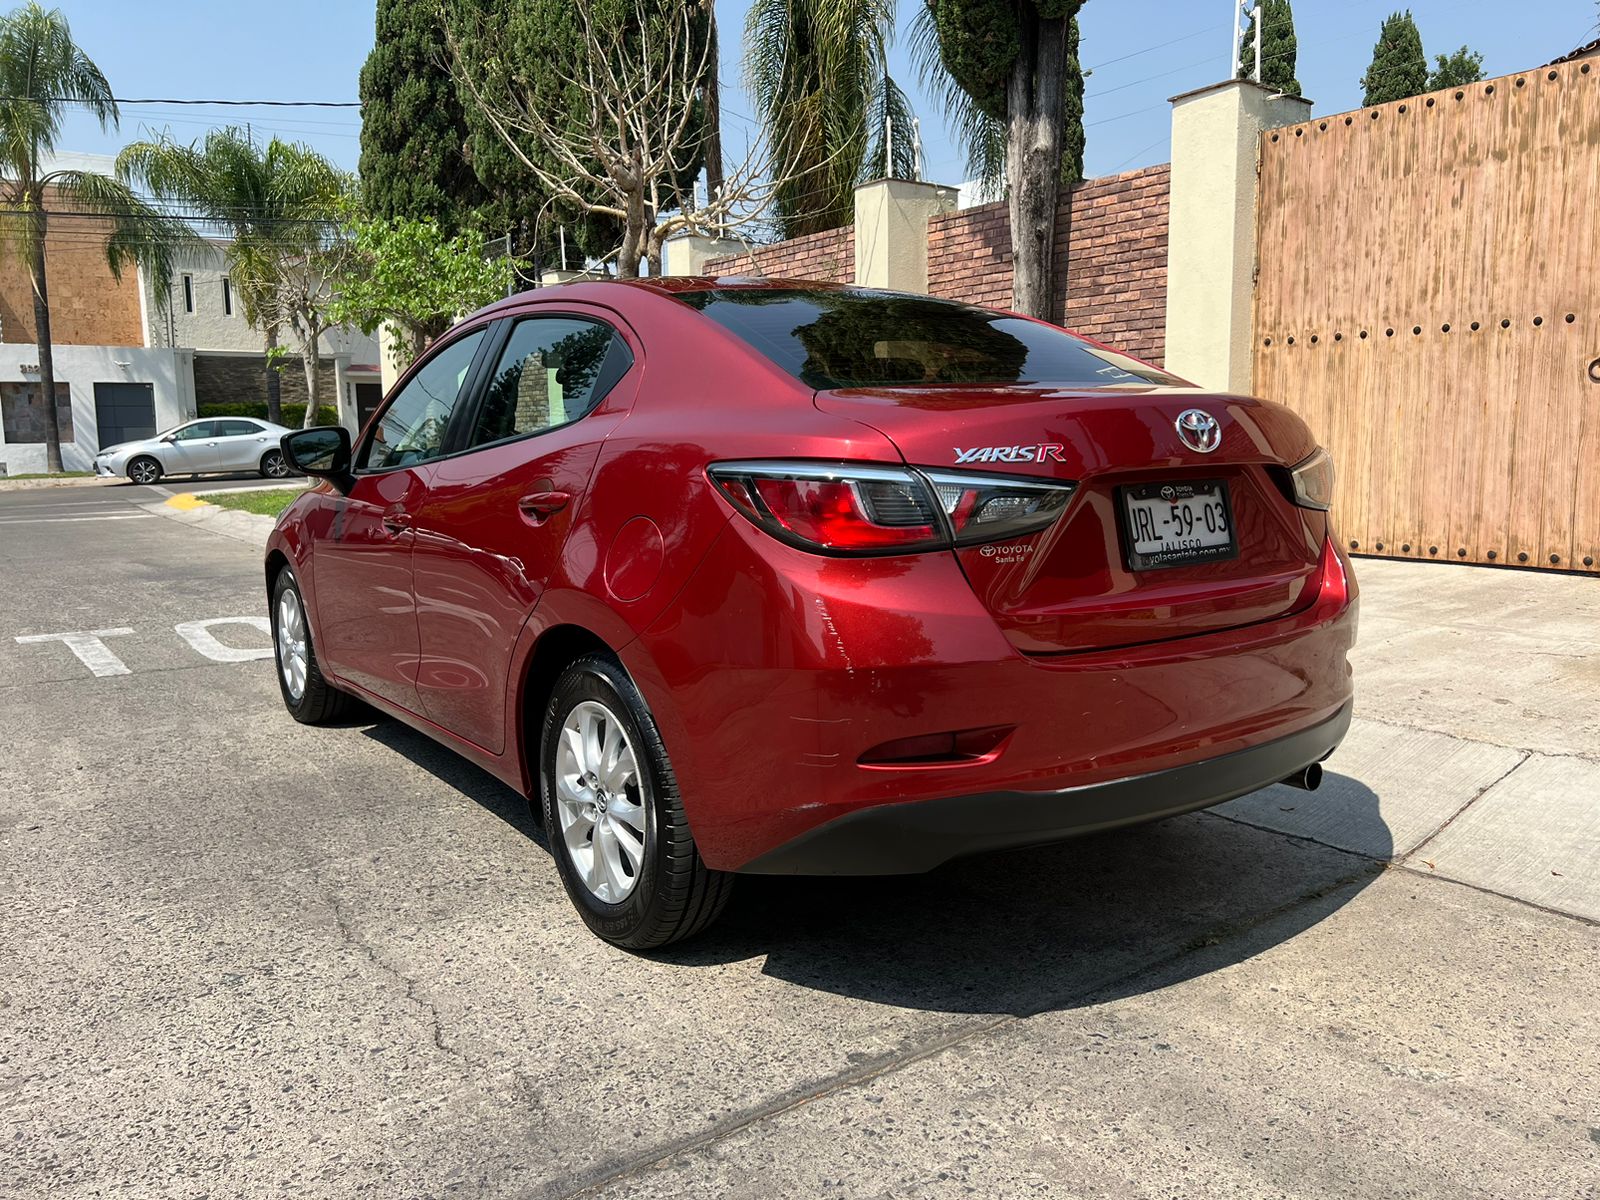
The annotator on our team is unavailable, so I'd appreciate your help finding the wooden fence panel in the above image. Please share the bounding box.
[1254,63,1600,572]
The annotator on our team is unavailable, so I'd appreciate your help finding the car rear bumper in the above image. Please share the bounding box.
[738,702,1351,874]
[624,519,1358,875]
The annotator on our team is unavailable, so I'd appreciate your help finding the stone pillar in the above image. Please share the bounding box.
[377,322,404,395]
[662,235,749,276]
[853,179,960,293]
[1164,79,1310,394]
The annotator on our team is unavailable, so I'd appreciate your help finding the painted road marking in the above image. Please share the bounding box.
[174,617,273,663]
[13,619,276,678]
[164,494,207,511]
[0,513,154,524]
[14,629,136,677]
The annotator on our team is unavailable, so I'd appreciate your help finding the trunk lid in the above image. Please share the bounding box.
[815,383,1329,654]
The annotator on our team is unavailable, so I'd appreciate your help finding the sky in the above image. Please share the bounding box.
[53,0,1599,189]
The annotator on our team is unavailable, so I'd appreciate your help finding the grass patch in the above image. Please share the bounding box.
[203,488,306,517]
[2,471,93,480]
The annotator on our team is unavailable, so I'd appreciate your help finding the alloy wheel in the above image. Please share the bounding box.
[129,459,160,484]
[554,700,648,903]
[264,452,290,478]
[276,588,309,702]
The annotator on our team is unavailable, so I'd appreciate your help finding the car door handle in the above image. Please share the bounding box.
[382,511,414,536]
[518,491,571,522]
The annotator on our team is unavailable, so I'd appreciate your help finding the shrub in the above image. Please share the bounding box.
[198,401,340,427]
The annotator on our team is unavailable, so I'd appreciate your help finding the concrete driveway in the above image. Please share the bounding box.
[1,484,1595,1199]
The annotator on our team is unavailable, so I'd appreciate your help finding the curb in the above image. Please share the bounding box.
[142,492,285,549]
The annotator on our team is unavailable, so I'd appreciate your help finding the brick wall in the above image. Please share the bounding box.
[194,353,338,410]
[0,195,146,347]
[926,164,1172,364]
[704,226,855,283]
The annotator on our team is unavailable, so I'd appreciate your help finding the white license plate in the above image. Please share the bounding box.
[1120,480,1236,569]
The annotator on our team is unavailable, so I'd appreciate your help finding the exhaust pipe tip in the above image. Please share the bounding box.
[1281,762,1323,792]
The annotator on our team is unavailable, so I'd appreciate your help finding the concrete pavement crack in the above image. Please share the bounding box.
[306,863,472,1072]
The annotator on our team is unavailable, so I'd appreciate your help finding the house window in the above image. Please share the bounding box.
[221,276,232,316]
[181,274,194,314]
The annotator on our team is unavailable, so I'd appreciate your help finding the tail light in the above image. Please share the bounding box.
[1289,447,1335,511]
[708,460,1076,556]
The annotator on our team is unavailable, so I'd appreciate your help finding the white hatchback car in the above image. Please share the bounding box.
[94,417,296,484]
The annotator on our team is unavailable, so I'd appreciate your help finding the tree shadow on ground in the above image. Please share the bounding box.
[362,715,1389,1019]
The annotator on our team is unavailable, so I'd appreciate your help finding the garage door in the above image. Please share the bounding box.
[94,382,156,447]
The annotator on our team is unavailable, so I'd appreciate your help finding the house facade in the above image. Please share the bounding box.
[0,152,380,476]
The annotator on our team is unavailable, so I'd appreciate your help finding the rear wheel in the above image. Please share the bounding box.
[540,653,732,949]
[127,456,162,485]
[260,449,292,479]
[271,568,356,724]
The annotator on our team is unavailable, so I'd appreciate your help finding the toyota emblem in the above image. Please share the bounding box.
[1175,409,1222,454]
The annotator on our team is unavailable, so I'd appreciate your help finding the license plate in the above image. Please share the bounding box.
[1120,480,1236,569]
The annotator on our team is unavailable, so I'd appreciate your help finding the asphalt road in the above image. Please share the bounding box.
[1,484,1596,1199]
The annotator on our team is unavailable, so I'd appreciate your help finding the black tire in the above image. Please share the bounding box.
[260,449,293,479]
[127,456,162,485]
[540,653,732,950]
[270,567,357,724]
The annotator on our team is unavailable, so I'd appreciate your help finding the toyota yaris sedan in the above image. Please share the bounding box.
[95,416,296,483]
[268,279,1356,949]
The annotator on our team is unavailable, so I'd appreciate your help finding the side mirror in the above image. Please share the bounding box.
[281,426,353,491]
[160,434,177,444]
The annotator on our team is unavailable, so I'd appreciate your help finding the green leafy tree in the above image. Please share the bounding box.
[118,128,344,425]
[744,0,915,237]
[327,210,512,371]
[1238,0,1302,97]
[358,0,486,236]
[1427,46,1486,89]
[914,0,1089,320]
[0,2,191,472]
[1361,11,1428,106]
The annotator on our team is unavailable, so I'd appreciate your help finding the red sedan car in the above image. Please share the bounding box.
[270,279,1356,949]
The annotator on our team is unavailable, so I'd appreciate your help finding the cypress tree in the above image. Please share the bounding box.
[1063,15,1085,183]
[358,0,485,236]
[1238,0,1302,97]
[1360,11,1429,106]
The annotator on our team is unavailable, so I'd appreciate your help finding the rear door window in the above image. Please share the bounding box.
[675,288,1182,390]
[466,316,632,449]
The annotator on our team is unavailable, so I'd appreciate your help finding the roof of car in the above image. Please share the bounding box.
[466,276,855,321]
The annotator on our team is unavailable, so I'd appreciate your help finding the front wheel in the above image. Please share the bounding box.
[540,653,732,950]
[271,568,356,724]
[126,456,162,485]
[260,449,292,479]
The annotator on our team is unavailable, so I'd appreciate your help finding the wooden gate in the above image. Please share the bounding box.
[1253,63,1599,572]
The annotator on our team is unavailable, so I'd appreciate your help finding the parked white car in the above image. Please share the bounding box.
[94,418,297,484]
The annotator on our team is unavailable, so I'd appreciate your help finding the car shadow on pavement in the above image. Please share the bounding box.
[362,712,1389,1018]
[671,781,1390,1017]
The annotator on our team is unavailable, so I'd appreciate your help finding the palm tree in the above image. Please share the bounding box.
[117,128,343,425]
[0,3,190,472]
[744,0,916,238]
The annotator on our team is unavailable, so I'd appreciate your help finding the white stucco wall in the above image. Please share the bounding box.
[141,242,380,365]
[0,345,195,473]
[1164,80,1311,393]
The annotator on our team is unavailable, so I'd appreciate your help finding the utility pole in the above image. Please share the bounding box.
[1253,2,1263,83]
[1231,0,1244,78]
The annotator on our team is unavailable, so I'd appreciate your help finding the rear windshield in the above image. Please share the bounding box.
[675,287,1182,390]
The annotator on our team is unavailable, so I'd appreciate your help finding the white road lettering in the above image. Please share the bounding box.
[14,628,136,677]
[174,617,274,663]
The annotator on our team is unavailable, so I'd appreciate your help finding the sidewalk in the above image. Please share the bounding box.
[1219,557,1599,921]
